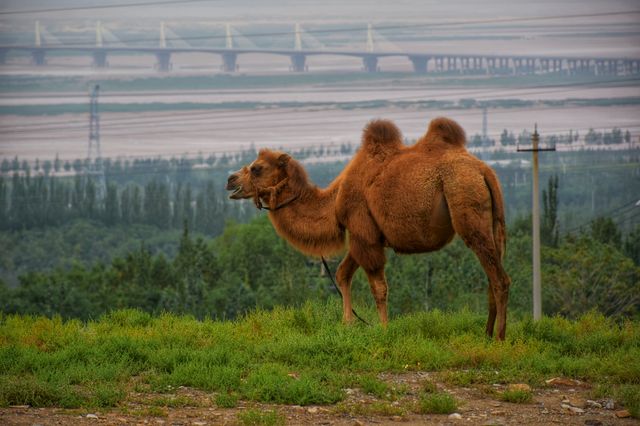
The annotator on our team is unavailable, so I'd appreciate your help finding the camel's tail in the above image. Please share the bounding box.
[424,117,466,146]
[362,119,403,150]
[483,165,507,260]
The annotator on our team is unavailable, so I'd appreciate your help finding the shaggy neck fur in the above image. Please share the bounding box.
[264,159,345,257]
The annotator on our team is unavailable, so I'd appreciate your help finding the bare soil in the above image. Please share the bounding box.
[1,372,636,425]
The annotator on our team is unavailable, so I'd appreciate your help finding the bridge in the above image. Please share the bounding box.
[0,21,639,75]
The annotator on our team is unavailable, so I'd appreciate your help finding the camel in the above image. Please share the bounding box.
[226,117,511,340]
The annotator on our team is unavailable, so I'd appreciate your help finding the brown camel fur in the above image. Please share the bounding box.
[226,117,511,340]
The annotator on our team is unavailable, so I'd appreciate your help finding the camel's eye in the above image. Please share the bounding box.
[250,165,262,176]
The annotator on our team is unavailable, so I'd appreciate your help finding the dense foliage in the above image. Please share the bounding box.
[1,215,638,321]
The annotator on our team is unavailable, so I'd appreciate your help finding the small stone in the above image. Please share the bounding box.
[307,407,319,414]
[561,403,585,414]
[584,420,603,426]
[566,398,586,408]
[490,402,502,407]
[344,388,355,395]
[9,405,30,409]
[585,400,602,409]
[391,416,403,421]
[604,399,615,410]
[491,410,506,416]
[615,409,631,418]
[546,377,585,387]
[508,383,531,392]
[192,422,206,426]
[448,413,462,419]
[86,414,99,419]
[541,409,549,414]
[354,420,365,426]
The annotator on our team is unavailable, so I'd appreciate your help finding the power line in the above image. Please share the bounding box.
[0,0,216,16]
[562,198,640,234]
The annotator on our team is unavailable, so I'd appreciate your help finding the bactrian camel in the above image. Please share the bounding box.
[226,117,511,340]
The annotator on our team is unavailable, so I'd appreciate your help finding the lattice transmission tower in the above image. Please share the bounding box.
[87,84,106,200]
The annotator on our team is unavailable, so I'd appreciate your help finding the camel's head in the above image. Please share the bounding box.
[226,149,291,200]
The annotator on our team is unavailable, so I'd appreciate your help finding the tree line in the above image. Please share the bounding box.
[0,173,257,234]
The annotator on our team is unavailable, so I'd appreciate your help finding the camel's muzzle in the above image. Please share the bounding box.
[226,173,249,199]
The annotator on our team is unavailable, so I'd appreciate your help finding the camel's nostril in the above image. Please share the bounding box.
[227,175,238,185]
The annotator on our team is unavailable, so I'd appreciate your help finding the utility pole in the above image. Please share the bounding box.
[517,124,555,320]
[482,107,488,142]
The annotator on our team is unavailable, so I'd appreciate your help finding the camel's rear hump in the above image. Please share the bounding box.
[420,117,467,147]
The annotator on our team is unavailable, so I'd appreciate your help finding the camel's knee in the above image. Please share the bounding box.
[371,281,388,305]
[365,269,388,306]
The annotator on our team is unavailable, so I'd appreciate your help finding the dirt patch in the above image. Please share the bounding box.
[0,372,635,425]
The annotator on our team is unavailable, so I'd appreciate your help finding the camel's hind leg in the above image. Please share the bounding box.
[336,253,359,324]
[486,285,497,338]
[448,206,510,340]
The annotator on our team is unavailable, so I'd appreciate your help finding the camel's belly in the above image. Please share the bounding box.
[370,189,455,254]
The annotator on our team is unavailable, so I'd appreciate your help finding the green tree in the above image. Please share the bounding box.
[624,225,640,265]
[589,217,622,248]
[541,175,559,247]
[543,237,639,318]
[104,183,120,225]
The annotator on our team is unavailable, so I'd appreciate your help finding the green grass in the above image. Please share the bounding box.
[417,392,458,414]
[214,392,239,408]
[0,304,639,416]
[237,409,285,426]
[500,389,533,404]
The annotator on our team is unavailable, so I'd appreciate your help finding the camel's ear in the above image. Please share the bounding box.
[277,153,291,169]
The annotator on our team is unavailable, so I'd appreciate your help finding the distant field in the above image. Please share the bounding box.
[0,72,636,94]
[0,304,638,424]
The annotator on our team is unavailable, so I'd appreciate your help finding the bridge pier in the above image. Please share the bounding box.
[434,57,444,72]
[155,51,172,72]
[92,51,108,68]
[472,57,483,73]
[500,58,510,74]
[409,55,429,73]
[447,56,458,72]
[221,52,238,72]
[362,55,379,72]
[486,57,495,74]
[540,58,549,73]
[290,53,307,72]
[31,49,46,66]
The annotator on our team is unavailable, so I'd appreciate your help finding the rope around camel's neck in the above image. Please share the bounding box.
[252,177,299,211]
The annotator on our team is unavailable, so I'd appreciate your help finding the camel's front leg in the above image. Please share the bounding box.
[349,237,388,326]
[364,267,389,326]
[335,253,359,324]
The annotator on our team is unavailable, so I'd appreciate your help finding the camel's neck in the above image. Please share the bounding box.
[265,162,345,257]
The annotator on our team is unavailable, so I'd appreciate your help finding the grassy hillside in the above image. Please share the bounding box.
[1,304,638,419]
